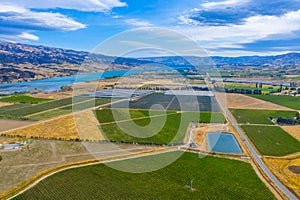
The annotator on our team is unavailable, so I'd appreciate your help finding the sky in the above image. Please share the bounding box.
[0,0,300,57]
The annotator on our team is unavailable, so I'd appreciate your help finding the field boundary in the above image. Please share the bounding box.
[3,147,176,200]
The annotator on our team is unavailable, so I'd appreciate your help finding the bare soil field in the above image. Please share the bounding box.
[281,125,300,142]
[29,91,73,100]
[0,119,35,132]
[0,102,12,107]
[263,157,300,197]
[224,93,292,110]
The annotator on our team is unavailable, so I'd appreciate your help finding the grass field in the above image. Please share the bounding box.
[111,93,221,112]
[14,152,275,199]
[97,109,226,145]
[230,109,297,124]
[0,95,51,104]
[95,109,175,124]
[27,109,72,121]
[248,95,300,110]
[241,125,300,156]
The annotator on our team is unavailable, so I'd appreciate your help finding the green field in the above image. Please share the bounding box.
[97,109,226,145]
[27,109,72,120]
[241,125,300,156]
[248,94,300,110]
[0,97,111,119]
[14,152,274,199]
[0,95,51,104]
[230,109,297,124]
[95,108,175,124]
[224,85,277,95]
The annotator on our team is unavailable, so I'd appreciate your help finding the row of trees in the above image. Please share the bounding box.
[214,86,262,94]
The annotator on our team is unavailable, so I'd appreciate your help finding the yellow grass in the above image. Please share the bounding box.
[281,125,300,142]
[264,157,300,196]
[3,111,104,141]
[74,111,104,141]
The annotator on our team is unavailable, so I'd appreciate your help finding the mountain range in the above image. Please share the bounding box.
[0,41,299,83]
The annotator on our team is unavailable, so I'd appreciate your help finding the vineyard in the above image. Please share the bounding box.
[14,152,275,199]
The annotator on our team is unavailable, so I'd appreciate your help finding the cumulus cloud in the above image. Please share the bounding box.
[0,0,126,42]
[182,0,300,26]
[0,4,86,41]
[176,9,300,53]
[124,19,153,27]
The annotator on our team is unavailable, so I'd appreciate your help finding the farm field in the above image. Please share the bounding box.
[95,108,174,124]
[263,157,300,196]
[14,152,275,199]
[230,109,297,124]
[27,98,111,121]
[0,95,51,104]
[224,84,279,95]
[224,93,292,110]
[1,110,106,141]
[98,109,226,145]
[0,97,110,120]
[27,109,72,121]
[0,97,74,119]
[2,115,79,140]
[248,95,300,110]
[241,125,300,156]
[281,125,300,142]
[0,119,34,132]
[110,93,221,112]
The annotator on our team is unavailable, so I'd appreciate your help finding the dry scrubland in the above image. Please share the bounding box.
[2,111,104,141]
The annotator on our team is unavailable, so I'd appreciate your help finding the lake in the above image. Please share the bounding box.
[206,132,242,154]
[0,70,142,94]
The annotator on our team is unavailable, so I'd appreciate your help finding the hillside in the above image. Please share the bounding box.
[0,41,300,83]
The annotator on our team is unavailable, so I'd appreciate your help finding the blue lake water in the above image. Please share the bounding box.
[0,70,142,94]
[206,132,242,154]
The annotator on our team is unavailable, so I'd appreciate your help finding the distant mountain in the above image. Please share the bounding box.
[139,53,300,67]
[0,42,88,65]
[0,41,299,83]
[212,53,300,66]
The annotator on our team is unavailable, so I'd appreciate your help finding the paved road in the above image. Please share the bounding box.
[217,96,297,199]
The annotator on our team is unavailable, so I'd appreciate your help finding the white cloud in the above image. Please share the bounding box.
[176,9,300,54]
[0,2,91,42]
[18,32,39,41]
[0,0,126,42]
[124,19,153,27]
[178,15,199,25]
[0,0,126,12]
[201,0,249,9]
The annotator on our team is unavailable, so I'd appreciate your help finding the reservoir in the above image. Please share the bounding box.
[206,132,242,154]
[0,70,141,94]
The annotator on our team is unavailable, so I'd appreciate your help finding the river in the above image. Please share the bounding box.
[0,70,142,94]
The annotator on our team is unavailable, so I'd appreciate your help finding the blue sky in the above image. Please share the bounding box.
[0,0,300,56]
